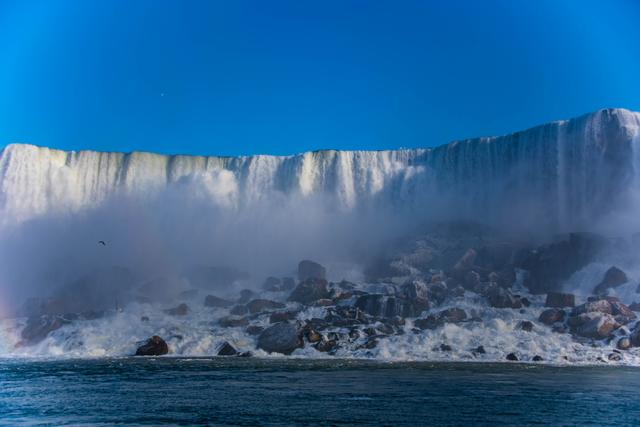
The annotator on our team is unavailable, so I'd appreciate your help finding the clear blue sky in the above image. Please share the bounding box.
[1,0,639,156]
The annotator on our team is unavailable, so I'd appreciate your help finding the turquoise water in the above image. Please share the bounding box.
[1,358,639,426]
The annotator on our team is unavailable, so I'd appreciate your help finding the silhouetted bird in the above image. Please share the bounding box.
[98,241,106,246]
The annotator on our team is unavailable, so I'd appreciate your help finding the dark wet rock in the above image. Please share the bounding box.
[520,297,531,308]
[363,327,377,336]
[571,300,613,316]
[246,325,264,335]
[217,341,238,356]
[135,336,168,356]
[474,345,486,354]
[506,353,518,361]
[20,315,66,344]
[348,329,360,340]
[305,329,323,343]
[573,313,619,339]
[532,355,544,362]
[246,299,286,314]
[552,324,568,334]
[400,280,430,301]
[238,289,256,304]
[520,233,608,294]
[389,316,406,327]
[594,266,628,294]
[376,323,395,335]
[218,316,249,328]
[608,352,622,361]
[617,337,632,350]
[298,260,326,281]
[140,316,150,322]
[439,344,452,352]
[539,308,566,325]
[288,278,330,304]
[545,292,575,308]
[230,305,249,316]
[257,322,303,355]
[414,315,440,330]
[238,351,253,357]
[164,303,189,316]
[315,339,338,352]
[269,311,298,323]
[204,295,234,308]
[363,338,378,349]
[518,320,534,332]
[485,285,522,309]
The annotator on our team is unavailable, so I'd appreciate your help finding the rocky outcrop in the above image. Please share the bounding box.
[135,336,169,356]
[288,279,330,305]
[217,341,238,356]
[257,322,303,355]
[594,266,628,294]
[545,292,575,308]
[298,260,326,281]
[539,308,565,325]
[20,315,66,344]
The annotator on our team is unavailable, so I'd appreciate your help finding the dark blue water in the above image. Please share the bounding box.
[1,358,639,426]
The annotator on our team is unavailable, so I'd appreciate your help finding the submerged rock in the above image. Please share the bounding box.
[257,322,303,355]
[135,336,169,356]
[518,320,534,332]
[532,355,544,362]
[594,266,628,294]
[298,260,326,281]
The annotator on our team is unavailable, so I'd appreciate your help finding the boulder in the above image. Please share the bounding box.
[571,300,613,316]
[545,292,575,308]
[298,260,326,281]
[269,311,299,323]
[506,353,518,361]
[574,313,619,339]
[539,308,565,325]
[20,315,66,344]
[305,329,323,343]
[314,339,338,353]
[485,286,522,309]
[135,336,169,356]
[204,295,234,308]
[520,232,608,294]
[257,322,303,355]
[438,307,467,323]
[246,325,264,335]
[532,355,544,361]
[518,320,534,332]
[617,337,632,350]
[246,299,286,314]
[217,341,238,356]
[164,303,189,316]
[594,266,628,294]
[288,279,330,305]
[608,352,622,361]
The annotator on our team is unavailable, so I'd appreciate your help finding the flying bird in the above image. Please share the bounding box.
[98,241,106,246]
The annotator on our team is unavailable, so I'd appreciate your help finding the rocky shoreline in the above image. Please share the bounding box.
[6,226,640,364]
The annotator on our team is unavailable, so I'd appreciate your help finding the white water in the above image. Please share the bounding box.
[1,108,640,232]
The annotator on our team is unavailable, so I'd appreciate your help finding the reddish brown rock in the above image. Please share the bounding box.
[545,292,575,308]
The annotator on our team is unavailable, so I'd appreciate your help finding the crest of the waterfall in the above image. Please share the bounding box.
[1,108,640,234]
